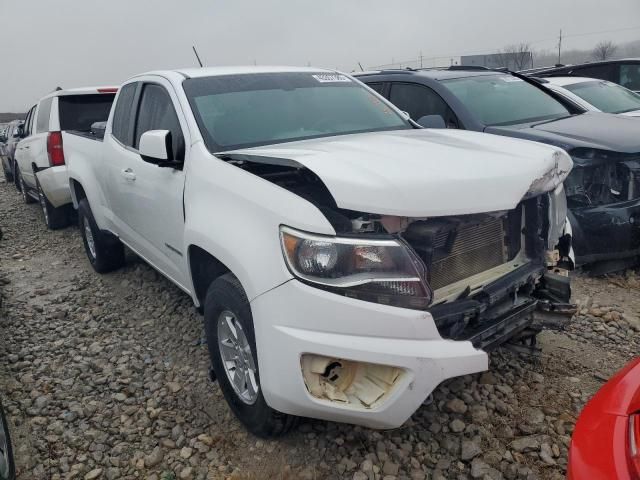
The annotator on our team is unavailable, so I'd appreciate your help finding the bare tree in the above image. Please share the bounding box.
[497,43,533,70]
[592,41,618,61]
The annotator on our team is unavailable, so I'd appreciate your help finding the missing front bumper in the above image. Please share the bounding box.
[429,264,575,351]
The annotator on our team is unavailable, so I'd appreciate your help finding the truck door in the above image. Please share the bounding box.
[106,79,190,290]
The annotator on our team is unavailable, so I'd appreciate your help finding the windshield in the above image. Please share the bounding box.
[443,74,570,126]
[183,72,410,152]
[564,80,640,114]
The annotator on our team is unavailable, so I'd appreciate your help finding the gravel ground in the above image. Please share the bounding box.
[0,177,638,480]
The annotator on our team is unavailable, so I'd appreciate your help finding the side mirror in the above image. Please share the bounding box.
[14,126,24,138]
[139,130,170,163]
[0,134,6,143]
[417,115,446,129]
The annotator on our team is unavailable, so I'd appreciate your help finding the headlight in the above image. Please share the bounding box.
[524,150,573,199]
[280,226,432,309]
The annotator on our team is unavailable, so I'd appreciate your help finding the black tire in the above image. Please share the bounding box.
[17,167,35,204]
[204,273,297,437]
[0,400,16,480]
[78,198,125,273]
[37,179,69,230]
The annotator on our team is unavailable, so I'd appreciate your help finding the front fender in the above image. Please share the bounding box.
[183,146,336,302]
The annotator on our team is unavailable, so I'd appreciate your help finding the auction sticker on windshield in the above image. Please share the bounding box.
[312,74,351,83]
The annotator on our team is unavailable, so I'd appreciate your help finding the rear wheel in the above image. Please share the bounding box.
[78,199,125,273]
[204,273,297,437]
[37,179,69,230]
[17,167,35,204]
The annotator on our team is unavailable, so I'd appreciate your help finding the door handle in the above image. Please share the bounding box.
[23,146,30,149]
[121,168,136,181]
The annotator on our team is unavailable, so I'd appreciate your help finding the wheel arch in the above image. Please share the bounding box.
[187,245,234,308]
[69,178,87,209]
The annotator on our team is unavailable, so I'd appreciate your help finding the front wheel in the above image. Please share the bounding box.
[78,199,125,273]
[37,180,70,230]
[204,273,297,437]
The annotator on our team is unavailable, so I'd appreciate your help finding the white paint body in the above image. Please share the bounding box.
[543,76,640,117]
[14,87,117,207]
[66,67,571,429]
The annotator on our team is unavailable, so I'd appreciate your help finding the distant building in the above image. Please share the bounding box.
[461,52,533,70]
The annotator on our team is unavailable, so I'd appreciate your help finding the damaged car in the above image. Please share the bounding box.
[357,67,640,274]
[65,67,573,436]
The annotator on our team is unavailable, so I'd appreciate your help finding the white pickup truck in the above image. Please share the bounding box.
[65,66,573,436]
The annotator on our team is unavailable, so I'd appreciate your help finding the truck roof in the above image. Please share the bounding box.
[40,86,119,101]
[139,66,337,80]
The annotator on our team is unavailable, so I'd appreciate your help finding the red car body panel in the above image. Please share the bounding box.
[568,358,640,480]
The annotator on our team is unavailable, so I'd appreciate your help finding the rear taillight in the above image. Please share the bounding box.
[631,414,640,479]
[47,131,65,166]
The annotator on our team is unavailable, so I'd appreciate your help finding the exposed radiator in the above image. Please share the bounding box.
[429,218,507,290]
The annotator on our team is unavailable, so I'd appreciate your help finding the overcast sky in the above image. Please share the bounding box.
[0,0,639,111]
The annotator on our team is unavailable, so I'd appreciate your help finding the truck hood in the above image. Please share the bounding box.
[486,112,640,153]
[222,129,571,217]
[620,109,640,117]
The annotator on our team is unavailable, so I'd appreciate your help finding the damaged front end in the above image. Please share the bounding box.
[225,153,575,410]
[565,148,640,274]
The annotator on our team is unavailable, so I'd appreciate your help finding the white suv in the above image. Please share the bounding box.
[14,87,117,229]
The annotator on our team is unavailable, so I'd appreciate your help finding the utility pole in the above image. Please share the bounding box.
[419,51,424,68]
[557,29,562,65]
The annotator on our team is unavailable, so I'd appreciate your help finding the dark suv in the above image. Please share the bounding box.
[524,59,640,93]
[356,67,640,274]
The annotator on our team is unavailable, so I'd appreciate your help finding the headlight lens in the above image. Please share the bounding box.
[280,226,432,309]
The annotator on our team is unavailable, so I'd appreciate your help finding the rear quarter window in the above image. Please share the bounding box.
[36,97,53,133]
[58,94,116,132]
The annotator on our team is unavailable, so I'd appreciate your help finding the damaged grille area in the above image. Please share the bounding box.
[402,207,523,290]
[429,218,506,289]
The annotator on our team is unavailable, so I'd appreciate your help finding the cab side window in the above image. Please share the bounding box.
[111,82,138,147]
[134,84,185,161]
[389,83,459,128]
[367,82,386,95]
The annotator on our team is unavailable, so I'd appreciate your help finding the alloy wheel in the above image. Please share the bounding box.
[38,185,49,226]
[217,310,259,404]
[83,217,96,260]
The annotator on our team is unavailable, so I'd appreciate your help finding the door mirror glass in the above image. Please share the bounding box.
[417,114,446,129]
